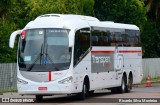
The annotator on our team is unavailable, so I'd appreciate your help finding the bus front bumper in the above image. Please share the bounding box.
[17,82,74,95]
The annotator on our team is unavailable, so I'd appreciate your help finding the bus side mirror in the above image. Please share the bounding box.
[9,30,21,48]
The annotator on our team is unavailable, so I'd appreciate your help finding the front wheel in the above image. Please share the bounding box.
[76,82,87,100]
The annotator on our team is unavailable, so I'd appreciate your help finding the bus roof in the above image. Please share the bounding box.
[24,14,99,29]
[37,14,100,21]
[89,21,139,30]
[24,14,139,30]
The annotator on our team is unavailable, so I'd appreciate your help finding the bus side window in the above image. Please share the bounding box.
[92,36,98,46]
[98,35,103,46]
[103,36,109,46]
[74,28,90,66]
[103,35,111,46]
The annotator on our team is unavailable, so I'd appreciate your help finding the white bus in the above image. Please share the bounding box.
[9,14,143,101]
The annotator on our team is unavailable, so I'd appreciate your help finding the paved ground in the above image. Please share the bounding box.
[0,83,160,105]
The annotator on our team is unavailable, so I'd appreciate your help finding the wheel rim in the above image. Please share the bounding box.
[83,84,86,95]
[122,79,125,91]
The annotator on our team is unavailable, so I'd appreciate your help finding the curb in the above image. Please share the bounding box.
[132,80,160,87]
[141,80,160,84]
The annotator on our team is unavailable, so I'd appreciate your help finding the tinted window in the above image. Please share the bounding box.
[18,28,71,72]
[91,26,141,47]
[74,28,90,66]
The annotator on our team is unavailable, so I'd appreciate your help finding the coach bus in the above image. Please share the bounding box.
[9,14,143,101]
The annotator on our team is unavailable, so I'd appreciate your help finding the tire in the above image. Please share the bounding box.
[118,76,126,93]
[35,95,43,102]
[126,76,133,93]
[77,82,87,100]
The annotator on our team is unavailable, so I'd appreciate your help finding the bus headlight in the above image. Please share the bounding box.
[58,76,73,84]
[17,78,28,84]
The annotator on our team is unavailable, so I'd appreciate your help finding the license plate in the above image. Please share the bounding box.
[38,87,47,90]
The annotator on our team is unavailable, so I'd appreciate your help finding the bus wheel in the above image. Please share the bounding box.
[35,95,43,102]
[119,76,126,93]
[77,82,87,100]
[126,75,133,93]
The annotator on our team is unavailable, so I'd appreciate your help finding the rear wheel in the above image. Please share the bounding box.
[126,75,133,92]
[35,95,43,102]
[118,76,126,93]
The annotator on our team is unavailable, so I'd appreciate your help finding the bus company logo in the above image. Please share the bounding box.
[92,55,111,66]
[115,55,123,70]
[2,98,9,102]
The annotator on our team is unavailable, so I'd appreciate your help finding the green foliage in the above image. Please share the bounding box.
[94,0,147,30]
[0,20,17,62]
[8,0,29,28]
[124,0,147,30]
[0,0,11,21]
[26,0,94,19]
[94,0,126,21]
[25,0,58,20]
[141,20,159,57]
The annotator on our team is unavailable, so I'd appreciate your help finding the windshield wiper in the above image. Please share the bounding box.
[45,44,59,71]
[27,44,43,71]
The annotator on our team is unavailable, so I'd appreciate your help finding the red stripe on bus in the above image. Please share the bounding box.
[49,71,52,81]
[91,50,114,54]
[119,50,141,53]
[91,50,141,54]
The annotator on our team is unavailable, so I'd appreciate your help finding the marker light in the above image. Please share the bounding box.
[21,30,26,39]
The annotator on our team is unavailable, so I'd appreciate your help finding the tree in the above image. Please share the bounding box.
[141,20,159,58]
[94,0,147,29]
[145,0,160,19]
[0,0,11,22]
[26,0,94,20]
[0,20,17,62]
[142,0,160,58]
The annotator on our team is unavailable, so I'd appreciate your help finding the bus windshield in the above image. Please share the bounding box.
[18,28,71,72]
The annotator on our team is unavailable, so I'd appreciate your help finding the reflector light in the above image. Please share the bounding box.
[21,30,26,39]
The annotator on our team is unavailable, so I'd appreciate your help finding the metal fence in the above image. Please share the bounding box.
[142,58,160,79]
[0,58,160,91]
[0,63,17,91]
